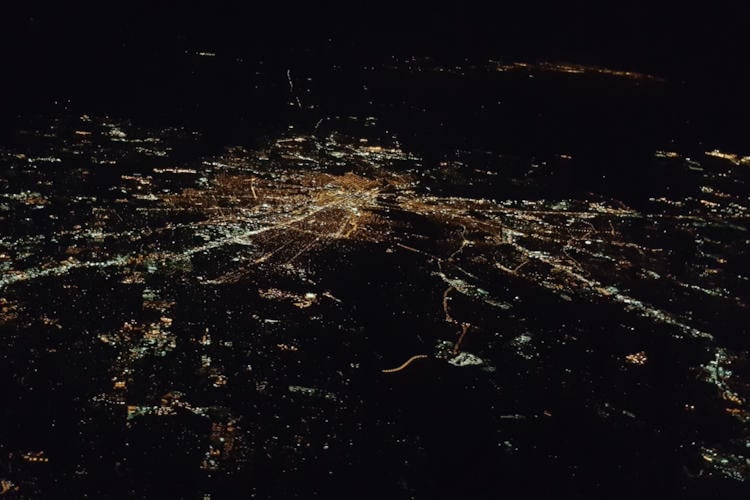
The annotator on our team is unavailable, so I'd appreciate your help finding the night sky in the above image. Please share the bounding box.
[2,3,748,89]
[3,3,747,151]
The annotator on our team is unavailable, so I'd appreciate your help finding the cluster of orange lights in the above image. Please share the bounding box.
[625,351,648,365]
[493,61,663,81]
[21,452,49,463]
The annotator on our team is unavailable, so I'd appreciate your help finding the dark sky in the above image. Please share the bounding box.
[3,3,747,70]
[1,2,748,129]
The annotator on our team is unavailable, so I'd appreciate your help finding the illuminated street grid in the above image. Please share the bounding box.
[1,109,749,490]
